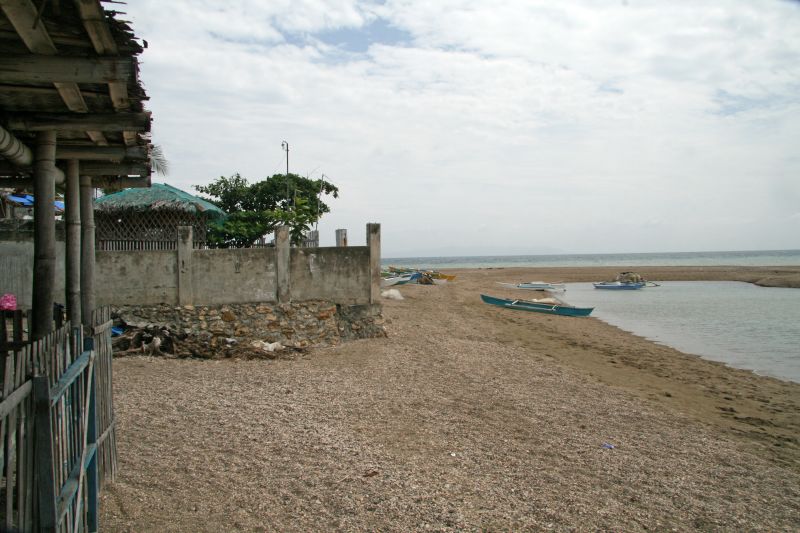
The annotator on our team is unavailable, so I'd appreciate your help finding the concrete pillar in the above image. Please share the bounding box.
[367,223,381,304]
[32,131,57,339]
[80,175,95,326]
[65,160,82,326]
[335,229,347,247]
[177,226,194,305]
[275,225,290,303]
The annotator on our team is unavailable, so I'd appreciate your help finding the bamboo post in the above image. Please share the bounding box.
[80,175,96,325]
[65,160,82,326]
[32,131,57,339]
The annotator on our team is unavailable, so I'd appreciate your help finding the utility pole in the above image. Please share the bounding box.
[281,140,290,206]
[316,174,326,230]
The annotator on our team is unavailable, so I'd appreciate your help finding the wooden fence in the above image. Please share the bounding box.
[0,308,116,532]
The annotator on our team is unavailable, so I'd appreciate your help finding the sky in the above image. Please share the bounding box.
[124,0,800,257]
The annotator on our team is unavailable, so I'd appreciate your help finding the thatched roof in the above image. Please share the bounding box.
[0,0,152,188]
[94,183,226,220]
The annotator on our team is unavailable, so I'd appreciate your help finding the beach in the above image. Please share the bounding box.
[99,266,800,531]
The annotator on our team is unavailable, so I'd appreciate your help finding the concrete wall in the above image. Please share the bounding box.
[193,248,278,304]
[0,222,65,308]
[290,247,370,304]
[95,250,177,305]
[1,222,381,308]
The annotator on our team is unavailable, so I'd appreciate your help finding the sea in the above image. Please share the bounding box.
[383,250,800,383]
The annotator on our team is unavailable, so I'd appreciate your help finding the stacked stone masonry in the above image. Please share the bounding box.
[114,301,386,359]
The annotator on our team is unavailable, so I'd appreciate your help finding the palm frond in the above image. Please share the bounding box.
[150,144,170,176]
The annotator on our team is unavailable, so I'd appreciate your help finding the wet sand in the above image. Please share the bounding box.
[446,266,800,468]
[100,265,800,531]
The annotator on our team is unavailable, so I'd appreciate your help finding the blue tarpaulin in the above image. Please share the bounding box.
[4,193,64,212]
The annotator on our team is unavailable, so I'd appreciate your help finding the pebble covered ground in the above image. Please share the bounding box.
[100,267,800,531]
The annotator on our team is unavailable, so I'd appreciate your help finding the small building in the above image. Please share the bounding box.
[94,183,226,249]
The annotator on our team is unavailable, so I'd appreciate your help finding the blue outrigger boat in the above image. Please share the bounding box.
[481,294,594,317]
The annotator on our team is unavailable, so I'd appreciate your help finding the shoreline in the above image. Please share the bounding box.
[437,264,800,288]
[436,266,800,468]
[99,265,800,530]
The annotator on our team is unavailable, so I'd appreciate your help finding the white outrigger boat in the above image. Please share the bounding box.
[497,281,567,292]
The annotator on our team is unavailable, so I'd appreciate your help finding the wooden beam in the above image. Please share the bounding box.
[90,175,151,188]
[0,174,150,188]
[0,159,150,176]
[86,131,109,146]
[0,55,134,84]
[1,160,147,176]
[52,82,89,112]
[6,112,151,132]
[74,0,118,54]
[76,161,150,176]
[0,83,110,104]
[74,1,134,113]
[0,0,58,54]
[108,81,129,110]
[122,131,137,146]
[56,145,147,160]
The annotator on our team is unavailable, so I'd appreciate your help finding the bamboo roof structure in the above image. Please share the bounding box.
[0,0,152,188]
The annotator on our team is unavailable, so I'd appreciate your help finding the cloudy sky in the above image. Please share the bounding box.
[125,0,800,257]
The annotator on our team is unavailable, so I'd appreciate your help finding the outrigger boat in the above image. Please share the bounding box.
[480,294,594,317]
[382,267,456,286]
[381,272,420,287]
[593,281,645,290]
[593,271,659,290]
[497,281,566,291]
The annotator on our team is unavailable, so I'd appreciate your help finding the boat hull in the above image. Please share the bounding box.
[480,294,593,317]
[593,282,645,290]
[497,282,566,291]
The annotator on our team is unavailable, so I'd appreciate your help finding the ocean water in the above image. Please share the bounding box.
[383,249,800,269]
[382,250,800,383]
[562,282,800,384]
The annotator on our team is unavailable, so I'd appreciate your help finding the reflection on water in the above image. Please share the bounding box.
[563,281,800,383]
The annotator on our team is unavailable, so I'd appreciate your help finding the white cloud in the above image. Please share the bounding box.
[127,0,800,254]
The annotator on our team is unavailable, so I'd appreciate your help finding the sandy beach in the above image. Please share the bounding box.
[99,266,800,531]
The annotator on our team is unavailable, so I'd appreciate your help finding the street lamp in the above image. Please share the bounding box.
[281,140,289,205]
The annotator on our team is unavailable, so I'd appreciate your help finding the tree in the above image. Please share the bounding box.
[195,173,339,247]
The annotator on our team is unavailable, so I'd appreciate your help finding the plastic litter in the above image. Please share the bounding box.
[601,443,615,449]
[381,289,404,300]
[251,340,284,352]
[0,294,17,311]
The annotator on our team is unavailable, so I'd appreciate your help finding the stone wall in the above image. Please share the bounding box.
[113,300,386,359]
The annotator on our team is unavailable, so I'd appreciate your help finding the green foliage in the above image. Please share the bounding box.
[195,173,339,247]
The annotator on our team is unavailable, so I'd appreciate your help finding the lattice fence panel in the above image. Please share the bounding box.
[95,209,208,250]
